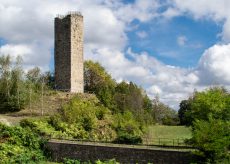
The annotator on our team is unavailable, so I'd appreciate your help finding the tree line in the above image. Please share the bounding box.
[0,55,178,126]
[84,60,178,126]
[0,55,53,113]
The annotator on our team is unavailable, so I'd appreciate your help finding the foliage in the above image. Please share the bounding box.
[0,55,54,113]
[0,123,46,163]
[0,55,27,112]
[180,87,230,163]
[152,97,179,125]
[113,111,143,144]
[189,87,230,123]
[178,99,192,126]
[84,61,116,109]
[114,82,143,113]
[21,95,145,144]
[21,94,117,141]
[84,61,155,126]
[189,118,230,163]
[63,158,119,164]
[179,87,230,126]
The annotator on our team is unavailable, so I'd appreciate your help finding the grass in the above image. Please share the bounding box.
[143,125,192,146]
[0,91,91,125]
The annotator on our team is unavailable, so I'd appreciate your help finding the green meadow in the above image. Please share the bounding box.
[143,125,192,146]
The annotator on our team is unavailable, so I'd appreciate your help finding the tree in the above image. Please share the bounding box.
[26,66,41,83]
[9,56,25,110]
[178,99,192,125]
[84,60,116,109]
[190,118,230,163]
[152,96,179,125]
[84,60,156,126]
[0,55,27,112]
[179,87,230,126]
[0,55,11,99]
[182,87,230,163]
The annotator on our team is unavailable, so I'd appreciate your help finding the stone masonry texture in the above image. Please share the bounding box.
[55,12,84,93]
[47,141,194,164]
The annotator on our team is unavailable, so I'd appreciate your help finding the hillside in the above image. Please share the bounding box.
[0,91,78,125]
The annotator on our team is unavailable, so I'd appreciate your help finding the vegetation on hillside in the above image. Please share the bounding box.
[84,60,178,126]
[0,123,46,163]
[0,55,181,162]
[0,55,53,113]
[179,87,230,163]
[1,54,229,163]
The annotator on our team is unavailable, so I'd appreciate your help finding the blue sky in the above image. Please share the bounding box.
[0,0,230,108]
[127,15,222,67]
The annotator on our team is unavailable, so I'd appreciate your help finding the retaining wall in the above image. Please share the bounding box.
[46,140,193,164]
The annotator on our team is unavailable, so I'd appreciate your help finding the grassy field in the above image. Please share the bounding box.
[143,125,192,146]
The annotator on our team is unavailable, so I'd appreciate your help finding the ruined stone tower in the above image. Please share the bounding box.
[54,12,84,93]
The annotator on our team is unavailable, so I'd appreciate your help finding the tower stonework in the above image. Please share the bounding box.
[55,12,84,93]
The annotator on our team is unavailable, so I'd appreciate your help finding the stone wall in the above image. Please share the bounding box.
[46,141,193,164]
[54,12,84,93]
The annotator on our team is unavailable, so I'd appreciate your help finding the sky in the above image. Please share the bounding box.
[0,0,230,109]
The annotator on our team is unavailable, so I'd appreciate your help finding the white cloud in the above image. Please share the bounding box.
[172,0,230,42]
[177,35,187,46]
[197,43,230,85]
[0,44,32,59]
[115,0,160,23]
[161,7,181,19]
[0,43,51,70]
[84,43,230,109]
[136,31,147,39]
[0,0,230,109]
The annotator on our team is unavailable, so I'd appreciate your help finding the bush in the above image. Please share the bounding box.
[189,118,230,163]
[113,112,143,144]
[114,132,142,144]
[21,94,117,141]
[0,123,46,163]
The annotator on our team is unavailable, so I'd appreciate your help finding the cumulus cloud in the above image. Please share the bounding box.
[0,0,161,67]
[196,43,230,85]
[0,0,230,109]
[0,44,32,59]
[115,0,160,23]
[172,0,230,42]
[177,35,187,46]
[161,7,181,19]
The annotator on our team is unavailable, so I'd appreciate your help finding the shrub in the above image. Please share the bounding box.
[189,118,230,163]
[0,123,46,163]
[113,112,143,144]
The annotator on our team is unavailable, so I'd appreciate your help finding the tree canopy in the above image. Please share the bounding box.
[179,87,230,163]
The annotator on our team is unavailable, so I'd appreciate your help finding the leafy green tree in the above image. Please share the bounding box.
[178,99,193,125]
[189,87,230,123]
[84,60,156,125]
[189,118,230,163]
[113,111,143,144]
[0,55,11,101]
[114,81,155,125]
[26,66,41,83]
[84,60,116,109]
[152,97,179,125]
[181,87,230,163]
[114,81,145,113]
[0,55,27,112]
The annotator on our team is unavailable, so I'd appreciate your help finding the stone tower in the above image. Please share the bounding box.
[54,12,84,93]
